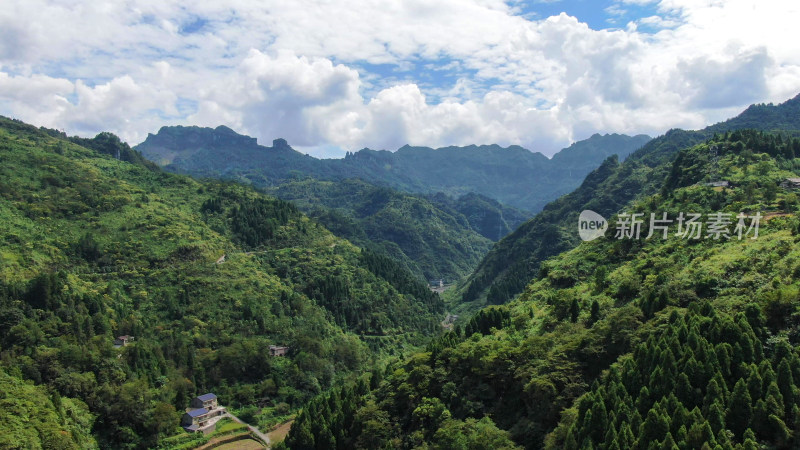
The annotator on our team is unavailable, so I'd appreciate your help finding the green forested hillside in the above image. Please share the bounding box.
[267,179,527,281]
[135,129,648,284]
[0,368,97,449]
[430,192,529,242]
[460,94,800,310]
[284,128,800,449]
[0,117,443,448]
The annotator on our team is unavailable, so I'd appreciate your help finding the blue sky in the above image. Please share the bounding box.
[0,1,798,158]
[520,0,658,29]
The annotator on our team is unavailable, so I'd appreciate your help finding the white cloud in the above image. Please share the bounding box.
[0,0,798,156]
[637,15,680,28]
[0,71,178,143]
[620,0,659,5]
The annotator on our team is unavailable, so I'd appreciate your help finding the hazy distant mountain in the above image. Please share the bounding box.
[136,129,651,213]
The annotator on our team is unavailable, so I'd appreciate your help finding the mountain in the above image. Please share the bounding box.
[0,117,444,448]
[336,133,650,212]
[430,191,529,242]
[136,129,650,213]
[266,179,528,281]
[283,123,800,449]
[459,93,800,309]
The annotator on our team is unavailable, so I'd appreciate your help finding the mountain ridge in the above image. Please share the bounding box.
[458,92,800,310]
[283,110,800,450]
[136,129,651,213]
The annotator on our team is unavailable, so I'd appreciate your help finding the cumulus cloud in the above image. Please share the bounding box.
[0,0,798,156]
[0,71,178,143]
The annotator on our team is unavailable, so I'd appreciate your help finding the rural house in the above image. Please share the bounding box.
[269,345,289,357]
[113,335,134,348]
[182,393,226,433]
[780,178,800,189]
[191,393,219,410]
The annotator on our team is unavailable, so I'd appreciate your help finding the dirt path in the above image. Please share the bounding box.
[196,434,265,450]
[226,414,271,448]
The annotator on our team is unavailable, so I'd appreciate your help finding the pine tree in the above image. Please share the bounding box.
[686,420,716,449]
[741,428,758,450]
[727,378,753,439]
[639,409,670,445]
[564,426,579,450]
[286,415,315,450]
[589,300,600,325]
[764,381,784,418]
[637,387,651,416]
[660,432,679,450]
[675,425,687,447]
[704,377,725,414]
[685,357,704,390]
[752,398,770,440]
[706,401,725,436]
[588,398,608,442]
[767,414,791,444]
[315,426,335,450]
[746,366,763,401]
[649,367,667,400]
[777,359,794,417]
[604,426,617,447]
[676,374,693,408]
[617,422,635,449]
[759,361,776,395]
[715,344,733,380]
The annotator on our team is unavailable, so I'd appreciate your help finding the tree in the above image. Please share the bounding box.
[676,374,693,406]
[432,417,520,450]
[639,409,669,445]
[285,415,315,450]
[570,299,580,323]
[777,359,794,417]
[660,432,679,450]
[148,402,178,437]
[412,397,452,439]
[315,426,336,450]
[685,420,715,448]
[742,428,758,450]
[706,402,725,435]
[587,398,608,442]
[767,414,791,444]
[746,367,763,401]
[727,378,753,438]
[589,300,600,325]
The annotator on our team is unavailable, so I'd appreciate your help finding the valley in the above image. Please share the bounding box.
[1,73,800,450]
[3,2,800,449]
